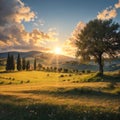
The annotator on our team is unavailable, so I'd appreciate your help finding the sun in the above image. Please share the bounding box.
[54,47,62,54]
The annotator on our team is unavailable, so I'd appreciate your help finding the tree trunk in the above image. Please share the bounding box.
[97,53,103,76]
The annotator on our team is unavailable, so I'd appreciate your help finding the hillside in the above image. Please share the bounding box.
[0,51,120,71]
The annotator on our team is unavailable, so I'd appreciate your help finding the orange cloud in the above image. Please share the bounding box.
[15,6,35,23]
[97,0,120,20]
[63,21,86,57]
[115,0,120,8]
[97,8,117,20]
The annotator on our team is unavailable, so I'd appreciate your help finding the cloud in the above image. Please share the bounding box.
[0,24,58,51]
[115,0,120,8]
[33,19,45,27]
[63,21,86,57]
[71,22,86,41]
[97,7,117,20]
[97,0,120,20]
[0,0,35,26]
[48,28,59,41]
[0,0,58,52]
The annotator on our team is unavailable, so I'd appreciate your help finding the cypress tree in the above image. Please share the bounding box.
[34,57,36,70]
[6,53,15,71]
[17,53,22,71]
[22,58,26,70]
[26,60,30,70]
[38,63,42,70]
[6,53,10,71]
[11,55,15,71]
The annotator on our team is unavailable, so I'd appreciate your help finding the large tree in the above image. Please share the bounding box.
[75,19,120,75]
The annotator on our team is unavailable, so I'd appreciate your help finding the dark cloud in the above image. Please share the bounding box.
[0,0,58,52]
[0,0,35,26]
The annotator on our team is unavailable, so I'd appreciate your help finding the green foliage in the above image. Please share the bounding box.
[86,70,91,73]
[6,53,15,71]
[34,57,37,70]
[37,63,42,70]
[6,53,10,71]
[17,53,22,71]
[10,55,15,71]
[26,60,30,70]
[22,58,26,70]
[59,74,64,77]
[76,19,120,75]
[63,68,68,73]
[81,70,85,73]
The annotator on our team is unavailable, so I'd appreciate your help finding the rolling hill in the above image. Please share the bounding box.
[0,51,120,71]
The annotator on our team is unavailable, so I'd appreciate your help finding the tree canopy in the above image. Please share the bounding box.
[75,19,120,75]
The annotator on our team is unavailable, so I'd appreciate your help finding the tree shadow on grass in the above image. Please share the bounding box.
[87,73,120,82]
[21,87,120,100]
[0,94,120,120]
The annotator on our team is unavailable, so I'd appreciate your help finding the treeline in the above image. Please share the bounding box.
[6,53,31,71]
[6,53,81,73]
[42,67,78,73]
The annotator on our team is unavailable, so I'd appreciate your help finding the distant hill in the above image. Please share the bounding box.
[0,51,120,71]
[0,51,75,64]
[0,51,42,58]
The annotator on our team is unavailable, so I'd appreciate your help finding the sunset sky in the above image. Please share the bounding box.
[0,0,120,57]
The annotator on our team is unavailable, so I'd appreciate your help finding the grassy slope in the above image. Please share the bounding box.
[0,71,120,120]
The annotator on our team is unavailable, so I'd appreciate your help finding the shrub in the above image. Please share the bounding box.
[47,74,49,76]
[62,80,66,81]
[59,74,64,77]
[86,70,91,73]
[26,80,30,83]
[63,68,68,73]
[8,81,12,84]
[69,74,72,77]
[79,73,82,75]
[81,70,85,73]
[118,70,120,75]
[72,81,76,83]
[20,80,23,84]
[58,68,62,72]
[107,82,115,89]
[0,81,4,84]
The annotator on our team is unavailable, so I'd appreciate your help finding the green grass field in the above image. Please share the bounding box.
[0,71,120,120]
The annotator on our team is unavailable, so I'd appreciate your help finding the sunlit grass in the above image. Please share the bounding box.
[0,71,120,120]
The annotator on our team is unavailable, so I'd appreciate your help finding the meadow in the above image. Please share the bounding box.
[0,71,120,120]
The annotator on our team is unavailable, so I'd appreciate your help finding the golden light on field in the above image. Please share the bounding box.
[54,47,62,55]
